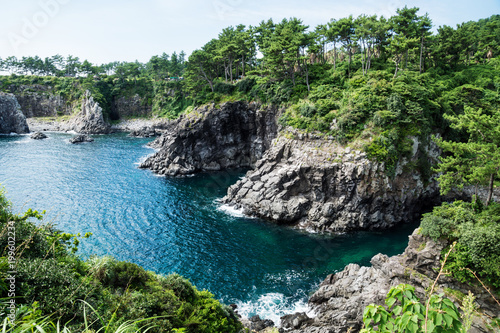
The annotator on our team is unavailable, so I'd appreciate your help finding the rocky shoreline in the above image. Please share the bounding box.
[3,94,498,332]
[274,228,498,333]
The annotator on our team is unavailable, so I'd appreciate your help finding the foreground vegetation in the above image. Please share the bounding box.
[0,187,242,332]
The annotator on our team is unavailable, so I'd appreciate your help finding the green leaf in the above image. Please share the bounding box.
[443,314,453,327]
[386,297,397,308]
[426,319,436,333]
[436,313,443,326]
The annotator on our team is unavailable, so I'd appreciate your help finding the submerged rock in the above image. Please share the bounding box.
[0,92,30,134]
[69,134,94,144]
[30,131,48,140]
[140,101,280,176]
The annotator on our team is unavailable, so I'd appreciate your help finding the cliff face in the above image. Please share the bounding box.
[0,92,30,134]
[4,84,152,120]
[281,229,498,333]
[222,131,441,232]
[140,102,279,176]
[13,85,74,117]
[112,94,152,119]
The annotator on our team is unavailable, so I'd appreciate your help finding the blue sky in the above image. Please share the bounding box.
[0,0,499,65]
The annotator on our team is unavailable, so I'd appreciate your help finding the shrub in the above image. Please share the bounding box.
[102,260,150,290]
[160,273,197,303]
[213,82,235,94]
[236,78,256,93]
[14,258,97,322]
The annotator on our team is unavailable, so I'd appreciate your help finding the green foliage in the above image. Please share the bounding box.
[213,82,236,94]
[160,274,197,304]
[361,284,463,333]
[434,106,500,206]
[101,261,150,290]
[420,201,500,289]
[236,77,256,93]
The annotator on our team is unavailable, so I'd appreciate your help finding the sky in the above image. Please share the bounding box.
[0,0,499,66]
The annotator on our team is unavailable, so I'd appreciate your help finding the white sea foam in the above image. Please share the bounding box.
[217,204,249,218]
[235,292,314,326]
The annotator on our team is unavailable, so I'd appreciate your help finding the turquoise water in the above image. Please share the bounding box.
[0,132,417,322]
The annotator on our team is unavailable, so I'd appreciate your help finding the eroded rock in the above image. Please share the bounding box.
[222,132,442,232]
[69,134,94,144]
[140,101,280,176]
[0,92,29,134]
[285,229,498,332]
[30,131,48,140]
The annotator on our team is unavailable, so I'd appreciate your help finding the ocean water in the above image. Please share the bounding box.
[0,132,417,323]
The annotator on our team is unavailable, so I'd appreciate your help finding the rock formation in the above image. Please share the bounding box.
[30,131,48,140]
[64,91,111,134]
[281,229,498,333]
[69,134,94,144]
[222,131,441,232]
[0,92,30,134]
[140,101,279,176]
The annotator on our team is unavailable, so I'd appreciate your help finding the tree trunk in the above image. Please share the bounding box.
[394,58,400,78]
[419,35,424,74]
[242,55,245,77]
[333,42,337,70]
[404,49,408,70]
[486,172,495,207]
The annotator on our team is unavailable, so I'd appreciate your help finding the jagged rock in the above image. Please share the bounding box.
[140,101,280,176]
[247,315,275,331]
[69,134,94,144]
[281,312,312,330]
[30,131,48,140]
[222,133,444,232]
[8,84,151,120]
[0,92,29,134]
[128,126,165,138]
[284,229,498,333]
[64,91,111,134]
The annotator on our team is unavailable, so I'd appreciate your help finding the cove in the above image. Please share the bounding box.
[0,132,417,323]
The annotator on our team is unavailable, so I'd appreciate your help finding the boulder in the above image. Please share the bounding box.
[30,131,48,140]
[0,92,29,134]
[69,134,94,144]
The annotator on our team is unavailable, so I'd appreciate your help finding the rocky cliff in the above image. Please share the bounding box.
[222,130,441,232]
[112,94,152,119]
[3,84,152,120]
[12,84,74,117]
[140,102,279,176]
[0,92,29,134]
[281,229,498,333]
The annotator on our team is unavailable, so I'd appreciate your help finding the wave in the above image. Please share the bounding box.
[217,203,251,218]
[235,291,314,327]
